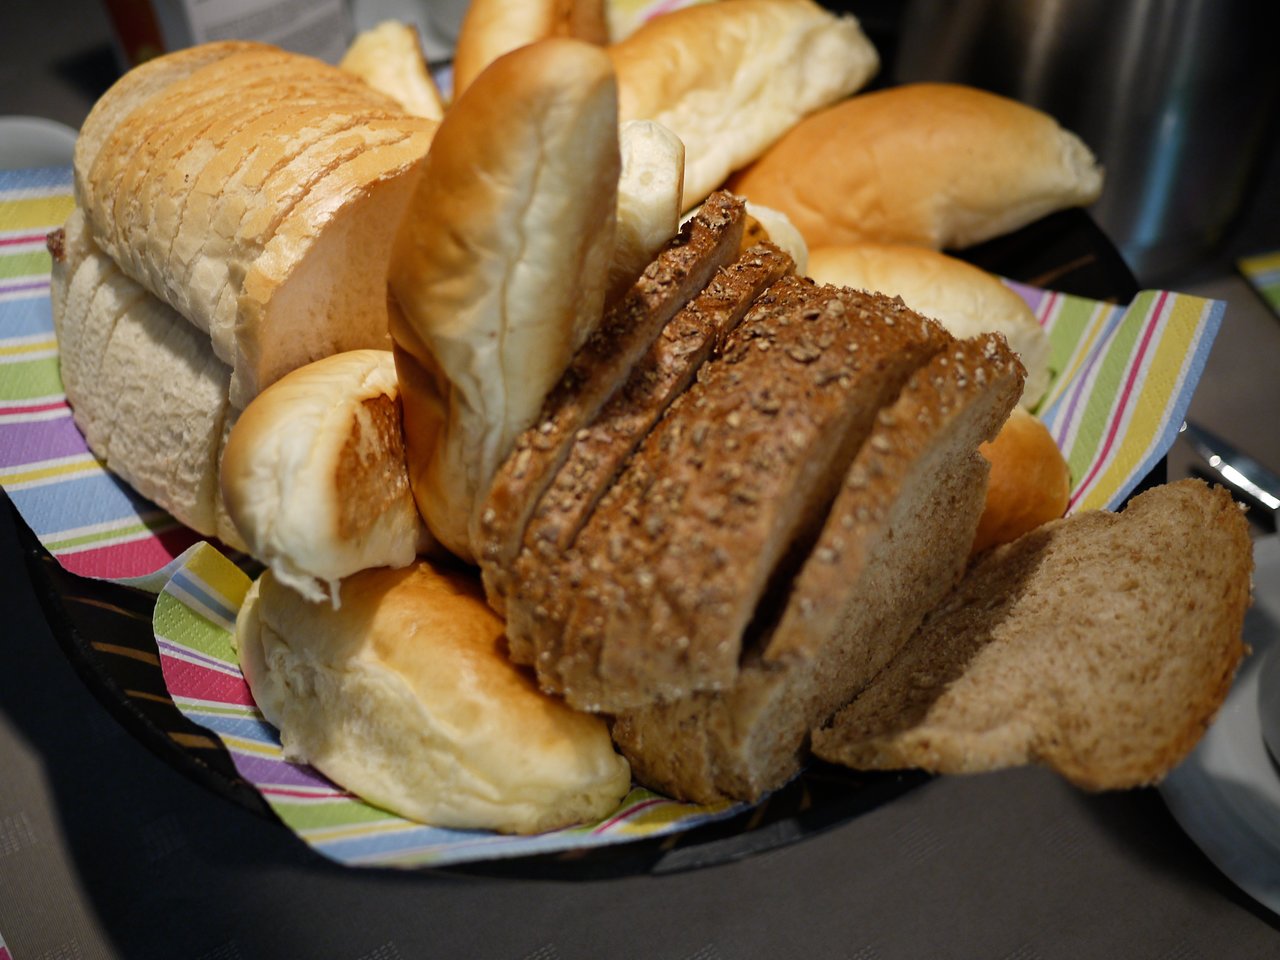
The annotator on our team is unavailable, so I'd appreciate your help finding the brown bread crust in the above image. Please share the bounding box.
[476,191,747,610]
[613,333,1024,802]
[549,282,954,712]
[503,242,795,665]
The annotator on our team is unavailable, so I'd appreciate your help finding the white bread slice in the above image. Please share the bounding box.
[147,81,393,313]
[608,119,686,303]
[609,0,879,208]
[182,106,412,348]
[221,350,428,605]
[73,41,251,213]
[612,334,1025,802]
[812,479,1252,790]
[103,297,231,535]
[806,244,1051,408]
[231,128,433,407]
[451,0,608,100]
[391,38,620,562]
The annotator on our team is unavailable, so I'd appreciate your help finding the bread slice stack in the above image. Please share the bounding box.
[470,187,1038,801]
[50,41,436,546]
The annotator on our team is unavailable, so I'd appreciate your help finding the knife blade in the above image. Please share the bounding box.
[1181,420,1280,524]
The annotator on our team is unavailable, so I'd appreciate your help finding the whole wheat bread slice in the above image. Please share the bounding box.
[549,283,954,712]
[476,191,747,611]
[503,242,794,665]
[811,478,1252,790]
[611,333,1024,802]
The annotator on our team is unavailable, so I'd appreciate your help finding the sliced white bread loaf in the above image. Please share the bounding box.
[811,479,1252,789]
[612,333,1025,802]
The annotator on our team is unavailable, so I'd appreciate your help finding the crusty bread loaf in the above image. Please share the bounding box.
[502,241,795,667]
[76,43,436,408]
[339,20,445,120]
[609,0,879,208]
[972,407,1071,555]
[613,333,1024,802]
[727,83,1104,250]
[220,350,429,605]
[806,243,1050,408]
[545,281,954,712]
[390,38,620,562]
[236,562,631,834]
[452,0,608,99]
[812,479,1251,790]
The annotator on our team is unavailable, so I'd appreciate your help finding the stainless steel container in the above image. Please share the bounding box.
[893,0,1280,283]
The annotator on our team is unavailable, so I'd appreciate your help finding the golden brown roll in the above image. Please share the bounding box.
[972,407,1072,555]
[728,83,1103,250]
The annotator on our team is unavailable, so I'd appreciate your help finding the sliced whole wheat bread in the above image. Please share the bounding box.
[810,478,1252,790]
[503,241,794,665]
[548,283,955,712]
[476,191,748,611]
[611,333,1025,802]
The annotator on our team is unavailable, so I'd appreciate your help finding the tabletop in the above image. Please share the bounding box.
[3,2,1280,957]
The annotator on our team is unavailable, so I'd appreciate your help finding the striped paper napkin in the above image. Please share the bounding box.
[1239,251,1280,316]
[0,165,1226,866]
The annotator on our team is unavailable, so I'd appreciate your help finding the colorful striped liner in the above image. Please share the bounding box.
[1239,251,1280,315]
[153,542,739,867]
[0,164,1228,865]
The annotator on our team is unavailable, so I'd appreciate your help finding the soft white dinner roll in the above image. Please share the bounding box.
[609,0,879,209]
[451,0,607,100]
[743,200,808,276]
[806,243,1051,408]
[390,38,620,561]
[236,562,632,834]
[607,118,685,302]
[220,349,430,606]
[728,83,1104,250]
[339,20,445,120]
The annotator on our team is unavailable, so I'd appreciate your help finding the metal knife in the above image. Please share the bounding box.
[1181,420,1280,526]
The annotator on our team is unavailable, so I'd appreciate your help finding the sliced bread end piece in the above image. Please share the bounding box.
[811,478,1253,790]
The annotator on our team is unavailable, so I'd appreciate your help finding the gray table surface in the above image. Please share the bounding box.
[3,2,1280,957]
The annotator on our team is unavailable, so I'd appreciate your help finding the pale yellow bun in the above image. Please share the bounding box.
[741,200,808,275]
[728,83,1103,250]
[608,118,685,302]
[609,0,878,208]
[339,20,444,120]
[220,350,430,606]
[390,38,619,561]
[971,407,1071,555]
[236,562,632,834]
[452,0,608,100]
[806,243,1049,407]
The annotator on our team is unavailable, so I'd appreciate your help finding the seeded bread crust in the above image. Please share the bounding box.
[612,333,1024,802]
[503,242,795,665]
[476,191,747,610]
[548,282,954,712]
[811,478,1252,790]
